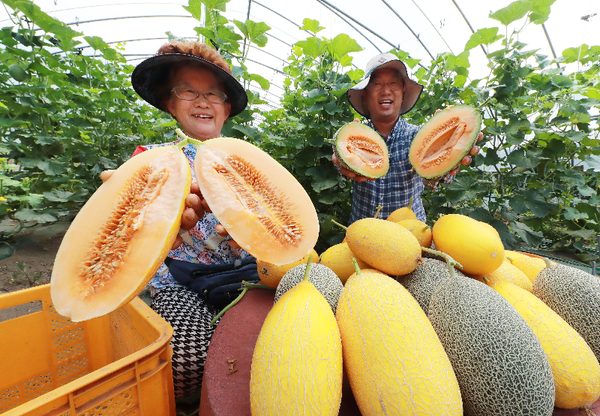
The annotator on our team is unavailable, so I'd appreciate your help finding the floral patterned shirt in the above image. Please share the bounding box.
[132,138,250,296]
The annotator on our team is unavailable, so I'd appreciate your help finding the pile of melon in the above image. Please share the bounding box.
[49,125,600,415]
[252,204,600,415]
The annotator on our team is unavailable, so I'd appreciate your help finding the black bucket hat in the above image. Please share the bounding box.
[347,53,423,117]
[131,53,248,117]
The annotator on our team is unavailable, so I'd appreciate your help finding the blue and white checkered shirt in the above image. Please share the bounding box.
[349,117,426,224]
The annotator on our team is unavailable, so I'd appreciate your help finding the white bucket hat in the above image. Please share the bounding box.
[347,53,424,117]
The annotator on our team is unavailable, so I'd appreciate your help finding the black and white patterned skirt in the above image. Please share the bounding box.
[151,285,221,399]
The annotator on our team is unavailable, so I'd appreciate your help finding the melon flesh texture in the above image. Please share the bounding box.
[51,146,191,322]
[333,122,389,179]
[409,105,481,179]
[194,138,319,266]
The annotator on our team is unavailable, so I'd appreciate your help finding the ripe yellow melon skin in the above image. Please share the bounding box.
[432,214,504,275]
[397,218,432,248]
[489,281,600,409]
[336,268,462,415]
[504,250,550,284]
[477,259,533,292]
[250,279,342,416]
[319,242,369,284]
[257,249,318,288]
[386,206,417,222]
[51,146,191,322]
[345,218,421,276]
[194,137,319,266]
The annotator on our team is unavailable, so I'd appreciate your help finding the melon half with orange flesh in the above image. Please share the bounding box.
[51,146,191,322]
[409,105,481,179]
[194,137,319,266]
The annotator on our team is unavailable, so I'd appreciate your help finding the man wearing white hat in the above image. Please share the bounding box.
[334,53,480,224]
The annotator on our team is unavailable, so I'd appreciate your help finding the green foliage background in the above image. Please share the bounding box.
[1,0,599,262]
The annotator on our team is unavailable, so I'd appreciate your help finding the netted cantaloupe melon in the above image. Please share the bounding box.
[533,262,600,363]
[399,257,467,314]
[336,266,463,415]
[488,281,600,410]
[428,273,555,415]
[331,122,389,179]
[409,105,481,179]
[256,249,318,289]
[250,260,343,415]
[274,262,343,312]
[193,134,319,266]
[432,213,504,275]
[51,145,191,322]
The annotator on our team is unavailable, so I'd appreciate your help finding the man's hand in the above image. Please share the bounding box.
[448,131,483,176]
[332,153,376,183]
[100,170,115,182]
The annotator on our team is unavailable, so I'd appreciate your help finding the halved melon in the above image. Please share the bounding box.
[51,146,191,322]
[194,137,319,265]
[409,105,481,179]
[332,122,389,178]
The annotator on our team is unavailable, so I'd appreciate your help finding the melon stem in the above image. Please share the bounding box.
[421,247,463,277]
[303,253,315,282]
[175,128,205,148]
[331,219,348,230]
[374,205,383,219]
[543,257,553,269]
[351,257,362,275]
[209,281,275,327]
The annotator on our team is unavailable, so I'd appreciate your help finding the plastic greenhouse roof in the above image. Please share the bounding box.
[1,0,598,111]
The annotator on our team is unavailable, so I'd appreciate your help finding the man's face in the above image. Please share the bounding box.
[361,67,405,125]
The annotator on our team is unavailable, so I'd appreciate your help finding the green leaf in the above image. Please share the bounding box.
[249,73,270,90]
[295,37,328,59]
[37,160,68,175]
[84,35,109,51]
[551,75,572,88]
[200,0,227,12]
[184,0,203,21]
[14,209,57,223]
[305,166,338,192]
[328,33,362,64]
[489,1,530,26]
[44,190,74,202]
[510,221,544,247]
[464,28,503,52]
[300,18,325,34]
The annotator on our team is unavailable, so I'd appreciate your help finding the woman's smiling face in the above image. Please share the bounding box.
[165,64,232,141]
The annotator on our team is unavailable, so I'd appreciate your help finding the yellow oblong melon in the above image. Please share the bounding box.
[51,146,191,322]
[319,242,369,284]
[336,268,463,415]
[256,249,318,289]
[488,281,600,409]
[345,218,421,276]
[194,137,319,266]
[250,265,343,415]
[477,258,533,292]
[432,214,504,275]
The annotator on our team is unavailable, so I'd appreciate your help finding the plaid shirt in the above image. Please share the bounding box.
[349,117,426,224]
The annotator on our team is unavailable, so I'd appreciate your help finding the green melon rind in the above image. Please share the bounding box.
[533,263,600,362]
[275,263,343,313]
[332,122,389,179]
[428,275,555,415]
[398,257,466,314]
[409,105,482,179]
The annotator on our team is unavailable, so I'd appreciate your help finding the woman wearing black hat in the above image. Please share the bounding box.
[124,40,252,399]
